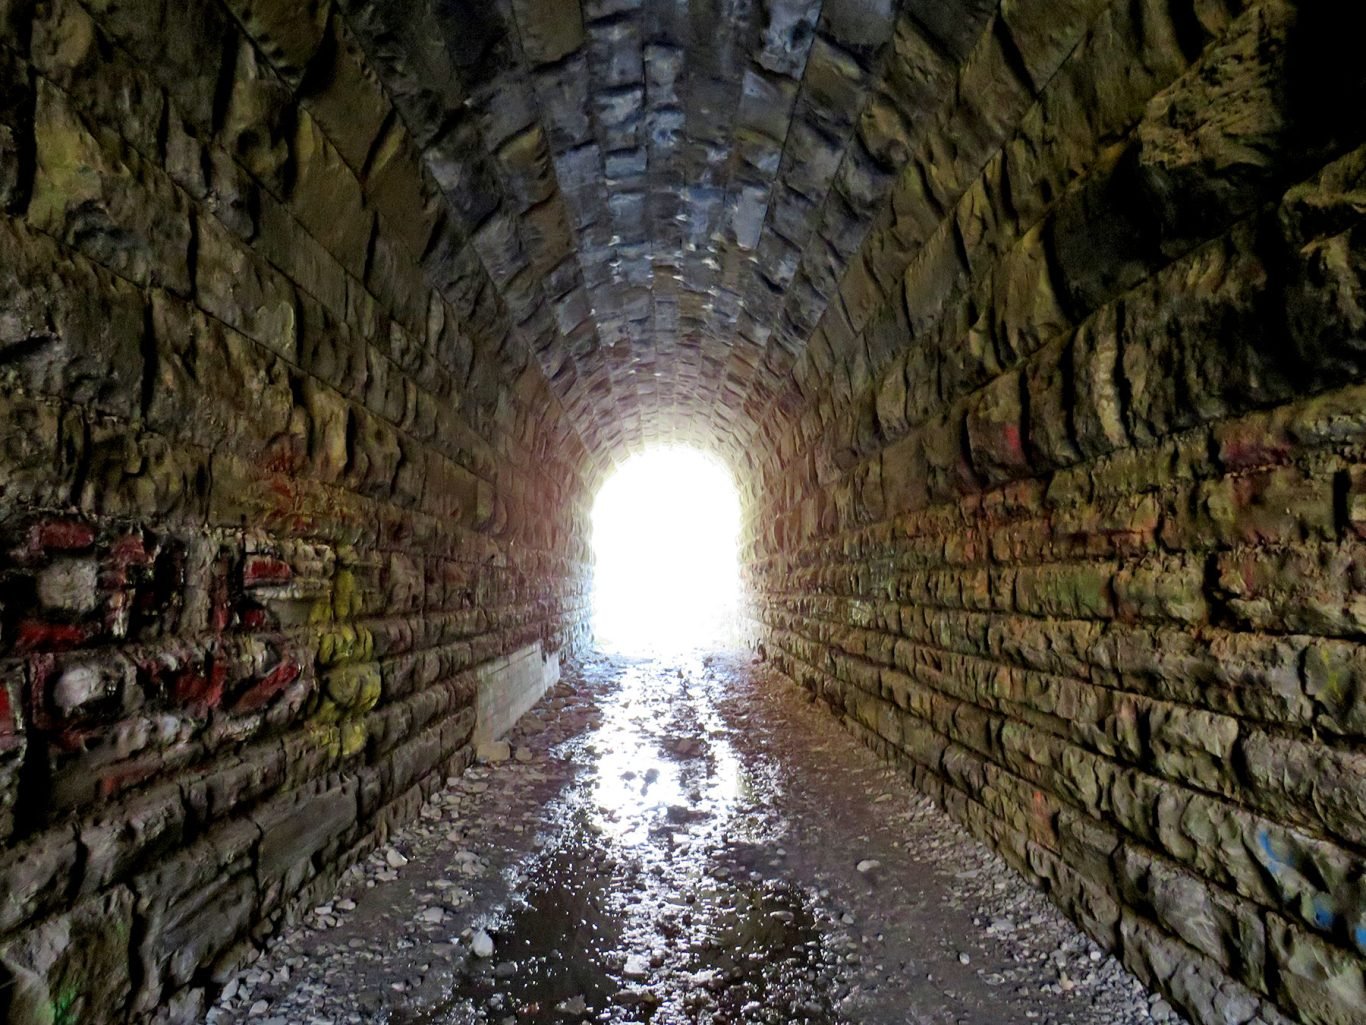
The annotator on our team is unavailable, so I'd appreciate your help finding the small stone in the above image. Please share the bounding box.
[248,1000,269,1016]
[385,849,408,869]
[477,739,511,763]
[471,930,494,958]
[52,663,110,715]
[556,994,589,1016]
[958,952,971,965]
[36,558,100,613]
[856,859,880,874]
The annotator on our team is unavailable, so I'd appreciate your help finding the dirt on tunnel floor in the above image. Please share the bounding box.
[205,650,1183,1025]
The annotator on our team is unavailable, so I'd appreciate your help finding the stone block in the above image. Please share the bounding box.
[1278,145,1366,387]
[185,743,287,823]
[1135,0,1297,253]
[999,0,1109,93]
[939,16,1033,193]
[1027,338,1081,472]
[1069,305,1128,458]
[0,887,135,1025]
[364,121,442,263]
[77,783,186,894]
[31,0,165,159]
[1121,225,1283,445]
[1118,908,1269,1025]
[290,109,373,278]
[1012,562,1116,620]
[1266,916,1365,1025]
[965,370,1029,484]
[991,223,1072,368]
[0,391,81,509]
[1300,640,1366,736]
[131,822,258,1013]
[0,217,145,420]
[366,232,428,338]
[29,79,191,293]
[299,17,389,170]
[1145,701,1238,794]
[1239,731,1366,850]
[0,35,31,212]
[1214,543,1366,640]
[0,827,79,934]
[879,432,926,517]
[252,777,357,885]
[221,0,329,88]
[1046,144,1158,320]
[194,211,300,360]
[220,40,295,197]
[78,0,231,127]
[1192,466,1336,550]
[78,425,209,524]
[148,293,295,459]
[1113,554,1208,625]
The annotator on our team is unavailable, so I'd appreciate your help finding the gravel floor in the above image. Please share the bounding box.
[204,649,1185,1025]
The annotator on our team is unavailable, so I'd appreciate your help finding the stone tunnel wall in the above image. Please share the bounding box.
[746,3,1366,1025]
[0,1,592,1021]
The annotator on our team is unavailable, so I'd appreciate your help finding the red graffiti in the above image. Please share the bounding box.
[209,558,233,633]
[238,606,269,630]
[231,658,301,714]
[12,618,94,654]
[1002,423,1024,458]
[1030,789,1058,847]
[98,761,158,799]
[242,555,293,586]
[109,533,152,566]
[171,664,224,712]
[31,519,96,553]
[0,684,17,748]
[1219,432,1292,472]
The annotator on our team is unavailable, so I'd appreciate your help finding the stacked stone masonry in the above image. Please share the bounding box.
[748,3,1366,1025]
[1,1,1364,1025]
[0,0,591,1021]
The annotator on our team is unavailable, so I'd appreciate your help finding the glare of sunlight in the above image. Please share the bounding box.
[592,447,742,654]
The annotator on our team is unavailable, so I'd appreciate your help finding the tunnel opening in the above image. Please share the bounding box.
[590,446,742,655]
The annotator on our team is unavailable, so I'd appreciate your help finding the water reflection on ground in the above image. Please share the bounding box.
[417,654,844,1025]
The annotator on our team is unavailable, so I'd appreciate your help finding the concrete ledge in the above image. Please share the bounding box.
[474,642,559,744]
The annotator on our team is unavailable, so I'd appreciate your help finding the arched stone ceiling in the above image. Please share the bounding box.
[340,0,996,470]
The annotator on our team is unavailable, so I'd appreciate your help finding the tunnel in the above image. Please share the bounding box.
[0,0,1363,1022]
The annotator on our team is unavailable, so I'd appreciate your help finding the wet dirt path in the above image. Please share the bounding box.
[207,650,1178,1025]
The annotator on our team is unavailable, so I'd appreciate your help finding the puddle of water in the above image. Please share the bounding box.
[459,825,630,1021]
[414,655,849,1025]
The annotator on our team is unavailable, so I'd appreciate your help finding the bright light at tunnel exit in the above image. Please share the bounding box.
[592,447,742,653]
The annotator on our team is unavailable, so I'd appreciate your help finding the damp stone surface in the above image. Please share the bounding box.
[0,3,1363,1025]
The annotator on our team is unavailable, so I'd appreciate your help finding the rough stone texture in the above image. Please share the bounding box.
[1,2,1365,1025]
[747,5,1366,1025]
[0,2,590,1021]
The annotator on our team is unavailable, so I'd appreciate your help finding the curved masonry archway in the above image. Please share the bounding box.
[0,1,1362,1023]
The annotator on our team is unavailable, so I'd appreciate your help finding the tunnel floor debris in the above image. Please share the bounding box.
[206,651,1182,1025]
